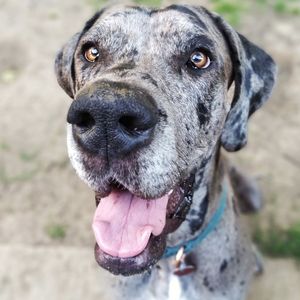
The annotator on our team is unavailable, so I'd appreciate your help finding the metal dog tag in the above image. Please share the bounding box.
[173,247,196,276]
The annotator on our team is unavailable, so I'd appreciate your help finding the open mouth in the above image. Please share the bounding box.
[92,176,195,276]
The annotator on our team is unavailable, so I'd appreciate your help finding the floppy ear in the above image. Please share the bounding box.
[55,10,105,98]
[208,12,277,151]
[55,33,80,99]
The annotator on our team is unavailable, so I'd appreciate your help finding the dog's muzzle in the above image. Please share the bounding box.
[67,81,158,159]
[66,80,197,275]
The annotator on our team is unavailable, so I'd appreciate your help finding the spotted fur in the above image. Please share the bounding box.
[55,4,276,300]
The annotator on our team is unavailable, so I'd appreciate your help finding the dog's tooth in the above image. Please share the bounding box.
[168,190,173,196]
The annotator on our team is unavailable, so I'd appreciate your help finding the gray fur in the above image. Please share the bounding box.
[55,4,276,300]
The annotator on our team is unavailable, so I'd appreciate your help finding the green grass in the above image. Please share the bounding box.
[274,0,287,13]
[0,68,19,83]
[253,222,300,261]
[133,0,162,6]
[87,0,162,9]
[0,142,10,152]
[48,11,59,20]
[0,148,40,183]
[46,224,66,240]
[273,0,300,15]
[19,151,38,162]
[256,0,268,4]
[0,168,39,184]
[210,0,300,26]
[86,0,107,10]
[85,0,300,23]
[257,0,300,15]
[211,0,245,26]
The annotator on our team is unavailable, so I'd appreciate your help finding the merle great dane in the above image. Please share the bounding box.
[55,4,276,300]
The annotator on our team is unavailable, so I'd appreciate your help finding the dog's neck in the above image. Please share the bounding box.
[105,149,249,300]
[166,145,226,249]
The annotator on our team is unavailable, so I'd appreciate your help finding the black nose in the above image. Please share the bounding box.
[67,83,158,158]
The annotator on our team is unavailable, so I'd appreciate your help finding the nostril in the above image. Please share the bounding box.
[119,115,150,135]
[71,111,96,133]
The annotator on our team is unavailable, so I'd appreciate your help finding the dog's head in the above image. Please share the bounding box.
[55,5,276,276]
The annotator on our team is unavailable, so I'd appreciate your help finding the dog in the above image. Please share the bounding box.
[55,4,276,300]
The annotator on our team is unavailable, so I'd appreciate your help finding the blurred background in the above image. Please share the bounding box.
[0,0,299,299]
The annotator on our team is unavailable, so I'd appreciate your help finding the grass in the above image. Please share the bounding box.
[211,0,246,26]
[0,68,19,84]
[273,0,300,15]
[85,0,300,26]
[48,11,59,20]
[0,168,39,184]
[0,148,40,183]
[46,224,66,240]
[19,151,39,162]
[274,0,287,13]
[253,222,300,261]
[87,0,162,9]
[0,142,10,151]
[86,0,107,10]
[134,0,162,6]
[211,0,300,26]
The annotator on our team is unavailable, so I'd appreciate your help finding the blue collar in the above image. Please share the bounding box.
[163,184,228,259]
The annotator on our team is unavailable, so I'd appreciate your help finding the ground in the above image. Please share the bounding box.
[0,0,299,299]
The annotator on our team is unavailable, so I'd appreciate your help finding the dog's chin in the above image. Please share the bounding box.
[94,234,166,276]
[92,175,195,276]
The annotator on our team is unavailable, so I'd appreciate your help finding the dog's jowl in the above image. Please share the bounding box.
[55,5,276,300]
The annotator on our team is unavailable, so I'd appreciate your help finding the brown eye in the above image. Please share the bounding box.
[189,51,211,69]
[84,46,99,62]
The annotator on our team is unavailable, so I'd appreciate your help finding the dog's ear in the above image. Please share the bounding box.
[55,10,105,99]
[55,33,80,99]
[208,11,277,151]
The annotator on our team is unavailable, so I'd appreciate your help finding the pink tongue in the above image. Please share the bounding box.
[92,190,168,258]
